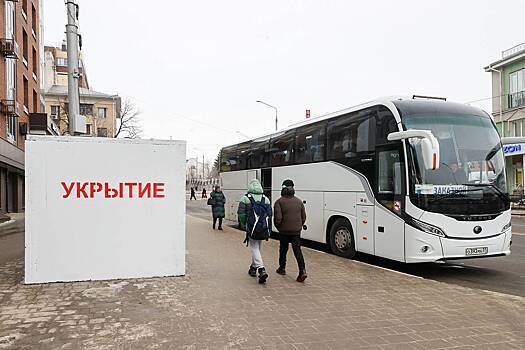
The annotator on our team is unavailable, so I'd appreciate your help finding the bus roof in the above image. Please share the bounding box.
[222,96,488,149]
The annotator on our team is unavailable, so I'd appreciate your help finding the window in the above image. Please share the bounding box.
[219,142,250,172]
[23,77,29,108]
[6,59,16,100]
[97,128,108,137]
[246,140,270,169]
[31,4,37,34]
[269,131,295,167]
[327,108,376,160]
[376,106,398,145]
[295,122,326,164]
[509,69,525,108]
[50,105,60,120]
[80,104,93,115]
[378,150,402,195]
[32,90,38,113]
[32,47,37,75]
[98,107,107,118]
[6,117,17,143]
[377,149,403,214]
[56,58,67,67]
[22,30,28,63]
[86,124,91,135]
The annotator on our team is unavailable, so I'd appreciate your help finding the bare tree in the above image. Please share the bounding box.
[115,99,143,139]
[211,153,221,176]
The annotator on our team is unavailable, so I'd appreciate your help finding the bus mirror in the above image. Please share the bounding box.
[387,130,440,170]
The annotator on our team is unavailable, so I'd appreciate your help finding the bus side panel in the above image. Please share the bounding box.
[323,192,377,254]
[221,170,253,222]
[271,163,369,192]
[293,191,324,242]
[272,162,370,245]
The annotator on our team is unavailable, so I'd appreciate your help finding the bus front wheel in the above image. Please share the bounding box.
[329,218,356,259]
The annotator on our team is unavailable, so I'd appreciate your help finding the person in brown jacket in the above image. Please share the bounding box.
[274,179,307,282]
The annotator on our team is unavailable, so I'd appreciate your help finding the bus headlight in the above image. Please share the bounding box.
[408,216,446,237]
[502,221,511,232]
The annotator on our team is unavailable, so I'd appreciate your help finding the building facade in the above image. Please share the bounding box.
[186,157,218,189]
[485,42,525,194]
[43,44,120,137]
[0,0,42,213]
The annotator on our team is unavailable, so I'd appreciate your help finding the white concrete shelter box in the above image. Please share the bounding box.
[25,136,186,284]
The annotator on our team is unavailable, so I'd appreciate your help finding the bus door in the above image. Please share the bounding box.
[261,168,272,203]
[374,144,405,261]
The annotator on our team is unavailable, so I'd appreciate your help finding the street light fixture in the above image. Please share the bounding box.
[256,100,278,131]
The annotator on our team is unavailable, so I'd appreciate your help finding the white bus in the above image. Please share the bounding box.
[219,97,512,263]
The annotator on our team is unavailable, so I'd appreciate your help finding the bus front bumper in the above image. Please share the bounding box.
[405,226,512,263]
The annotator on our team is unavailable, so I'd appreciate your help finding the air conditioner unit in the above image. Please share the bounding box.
[0,38,20,59]
[1,99,21,117]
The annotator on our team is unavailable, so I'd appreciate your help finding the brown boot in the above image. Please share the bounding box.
[296,271,307,282]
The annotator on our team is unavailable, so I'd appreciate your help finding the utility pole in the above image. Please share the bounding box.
[65,0,84,135]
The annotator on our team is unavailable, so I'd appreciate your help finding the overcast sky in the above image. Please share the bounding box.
[44,0,525,162]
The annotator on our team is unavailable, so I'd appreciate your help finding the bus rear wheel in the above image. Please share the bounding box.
[329,218,356,259]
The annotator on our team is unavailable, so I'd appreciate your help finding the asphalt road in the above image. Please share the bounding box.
[187,199,525,297]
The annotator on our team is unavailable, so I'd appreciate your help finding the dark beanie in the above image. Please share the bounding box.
[282,179,294,188]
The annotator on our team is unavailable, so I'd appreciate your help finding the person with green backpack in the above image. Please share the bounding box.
[238,179,272,284]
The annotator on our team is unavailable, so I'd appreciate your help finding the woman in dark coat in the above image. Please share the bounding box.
[210,185,226,230]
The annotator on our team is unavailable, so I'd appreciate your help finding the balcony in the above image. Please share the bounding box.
[509,91,525,109]
[0,38,20,59]
[1,99,21,117]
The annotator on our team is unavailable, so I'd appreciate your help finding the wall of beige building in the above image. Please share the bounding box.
[44,96,118,137]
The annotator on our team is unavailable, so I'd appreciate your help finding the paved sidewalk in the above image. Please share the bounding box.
[1,216,525,349]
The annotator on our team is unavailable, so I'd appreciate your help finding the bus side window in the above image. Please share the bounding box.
[327,108,375,161]
[377,149,403,213]
[270,131,295,167]
[376,106,398,145]
[295,123,326,164]
[378,150,401,194]
[247,140,270,169]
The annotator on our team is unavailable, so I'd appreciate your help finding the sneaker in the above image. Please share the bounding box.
[258,268,268,284]
[248,266,257,277]
[276,267,286,275]
[296,271,308,283]
[218,227,223,231]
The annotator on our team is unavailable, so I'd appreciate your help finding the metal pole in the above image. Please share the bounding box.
[65,0,80,135]
[256,100,278,131]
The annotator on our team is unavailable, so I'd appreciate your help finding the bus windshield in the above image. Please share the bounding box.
[403,113,509,215]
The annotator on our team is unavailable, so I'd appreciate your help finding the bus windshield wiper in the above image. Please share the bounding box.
[484,143,502,161]
[460,183,510,202]
[430,188,483,203]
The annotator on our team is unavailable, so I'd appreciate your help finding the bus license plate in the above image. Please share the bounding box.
[465,247,488,256]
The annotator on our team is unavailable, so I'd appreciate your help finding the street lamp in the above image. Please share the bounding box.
[256,100,278,131]
[487,66,504,136]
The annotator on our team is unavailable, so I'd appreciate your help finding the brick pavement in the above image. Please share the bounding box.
[0,215,525,349]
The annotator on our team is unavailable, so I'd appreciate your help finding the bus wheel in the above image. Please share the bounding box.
[329,218,356,259]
